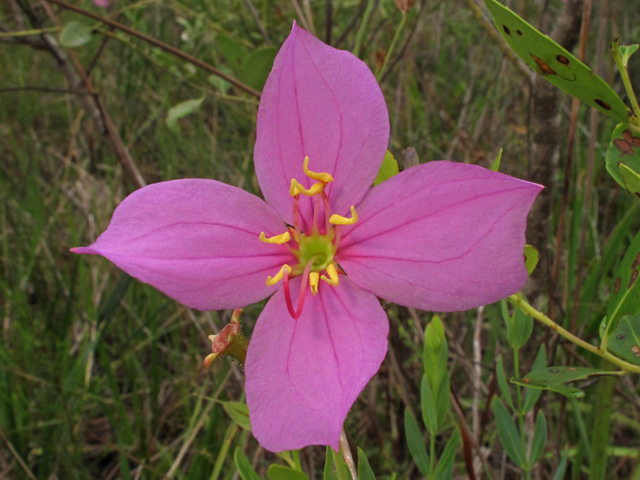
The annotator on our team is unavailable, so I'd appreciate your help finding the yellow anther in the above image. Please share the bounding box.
[310,272,320,295]
[303,156,334,183]
[321,263,340,286]
[329,206,358,226]
[266,264,292,286]
[259,231,291,244]
[289,179,325,197]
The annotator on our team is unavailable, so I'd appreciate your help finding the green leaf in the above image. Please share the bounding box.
[217,33,248,73]
[619,44,639,68]
[373,150,400,186]
[524,245,539,276]
[268,465,308,480]
[605,124,640,192]
[528,411,547,467]
[234,448,261,480]
[60,21,93,48]
[433,429,460,480]
[357,448,376,480]
[511,366,619,398]
[240,47,278,91]
[490,148,502,172]
[608,314,640,366]
[420,375,438,435]
[208,64,234,94]
[436,374,450,428]
[508,301,533,349]
[493,397,526,468]
[404,408,429,477]
[424,316,447,393]
[496,354,514,410]
[604,228,640,340]
[221,401,251,431]
[522,345,546,413]
[483,0,629,124]
[552,449,569,480]
[166,97,205,133]
[323,446,338,480]
[619,163,640,197]
[331,448,349,480]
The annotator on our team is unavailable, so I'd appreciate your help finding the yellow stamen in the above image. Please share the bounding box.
[290,179,325,197]
[266,264,292,286]
[303,156,334,183]
[330,206,358,226]
[310,272,320,295]
[321,263,340,286]
[259,231,291,244]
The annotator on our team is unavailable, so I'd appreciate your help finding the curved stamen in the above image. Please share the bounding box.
[330,206,358,226]
[290,179,325,197]
[303,156,334,183]
[259,231,291,244]
[321,263,340,286]
[266,264,292,286]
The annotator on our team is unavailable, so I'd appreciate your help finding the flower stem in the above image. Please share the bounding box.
[352,0,375,58]
[508,294,640,374]
[339,428,358,480]
[376,12,406,81]
[611,38,640,126]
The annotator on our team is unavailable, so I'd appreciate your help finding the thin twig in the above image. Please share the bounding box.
[290,0,313,33]
[242,0,272,45]
[42,0,261,98]
[0,430,37,480]
[340,428,358,480]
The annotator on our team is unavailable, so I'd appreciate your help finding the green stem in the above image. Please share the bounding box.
[0,27,61,37]
[612,38,640,126]
[352,0,375,57]
[429,433,435,475]
[513,348,529,479]
[508,294,640,374]
[376,12,406,81]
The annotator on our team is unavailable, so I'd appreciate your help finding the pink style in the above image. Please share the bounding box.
[72,24,542,453]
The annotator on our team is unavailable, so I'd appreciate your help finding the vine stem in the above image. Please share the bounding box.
[507,294,640,374]
[611,38,640,126]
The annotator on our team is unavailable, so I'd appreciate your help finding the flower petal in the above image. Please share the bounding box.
[245,276,388,452]
[254,24,389,227]
[337,161,543,311]
[72,179,294,311]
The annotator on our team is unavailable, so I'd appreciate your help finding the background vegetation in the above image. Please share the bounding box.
[2,0,640,478]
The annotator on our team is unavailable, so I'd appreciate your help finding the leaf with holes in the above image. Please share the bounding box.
[608,314,640,366]
[511,366,618,398]
[603,228,640,341]
[605,124,640,192]
[483,0,629,124]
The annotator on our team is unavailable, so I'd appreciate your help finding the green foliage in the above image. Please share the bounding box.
[234,448,261,480]
[357,448,376,480]
[608,314,640,365]
[166,97,206,133]
[619,44,639,68]
[268,465,309,480]
[59,21,93,48]
[512,366,619,398]
[404,408,430,477]
[221,401,252,431]
[524,245,539,276]
[605,124,640,192]
[501,299,533,349]
[483,0,630,124]
[374,150,400,186]
[493,397,526,468]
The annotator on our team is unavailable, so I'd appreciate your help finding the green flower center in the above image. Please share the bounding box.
[294,233,335,274]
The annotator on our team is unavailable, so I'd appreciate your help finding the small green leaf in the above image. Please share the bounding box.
[421,374,438,435]
[374,150,400,186]
[483,0,629,124]
[208,64,234,94]
[323,446,338,480]
[433,429,460,480]
[552,449,569,480]
[522,345,546,413]
[490,148,502,172]
[496,354,514,410]
[608,314,640,366]
[234,448,261,480]
[357,448,376,480]
[436,374,450,428]
[619,163,640,197]
[221,401,251,431]
[528,411,547,467]
[217,33,248,73]
[404,408,429,477]
[511,366,618,398]
[524,245,539,276]
[424,316,446,393]
[605,124,640,192]
[268,465,308,480]
[60,21,93,48]
[331,448,349,480]
[166,97,205,133]
[619,44,639,68]
[240,47,278,91]
[604,228,640,340]
[508,301,533,349]
[493,397,526,468]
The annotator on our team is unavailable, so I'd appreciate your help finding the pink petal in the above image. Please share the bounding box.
[72,179,294,311]
[337,161,543,312]
[254,24,389,228]
[245,276,388,452]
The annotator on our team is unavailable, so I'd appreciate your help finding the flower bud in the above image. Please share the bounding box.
[204,309,249,368]
[395,0,414,13]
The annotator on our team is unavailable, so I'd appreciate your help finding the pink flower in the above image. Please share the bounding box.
[72,24,542,452]
[93,0,110,7]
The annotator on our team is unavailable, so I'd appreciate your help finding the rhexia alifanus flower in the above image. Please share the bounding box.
[72,24,542,452]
